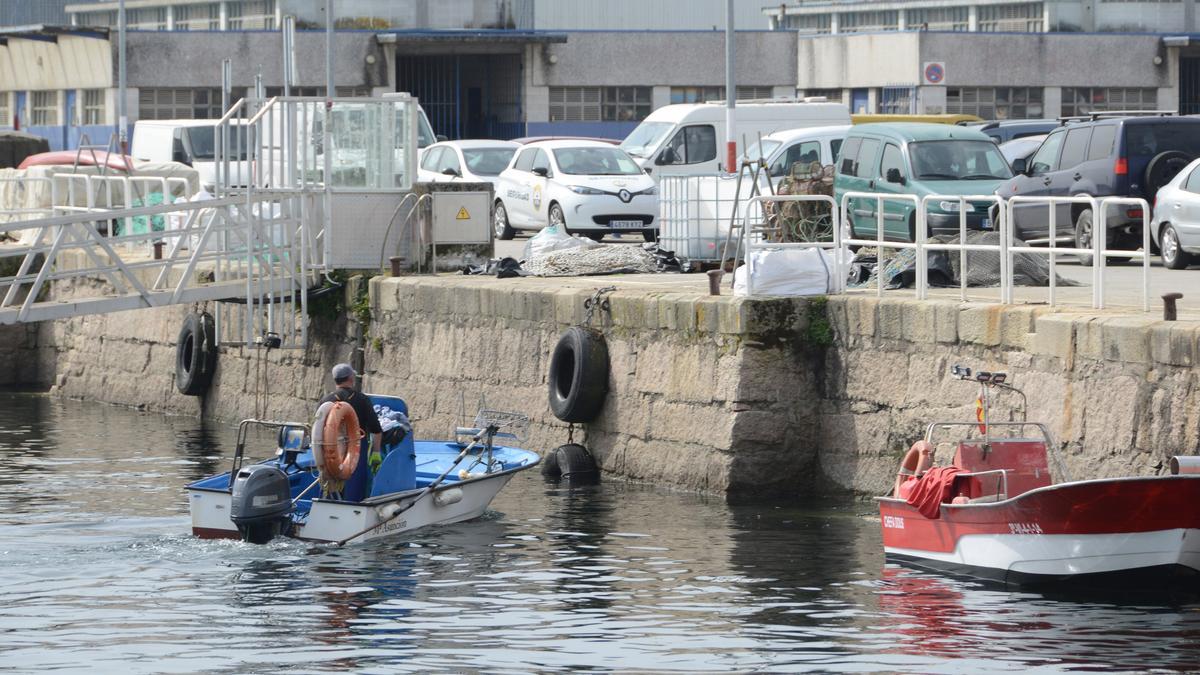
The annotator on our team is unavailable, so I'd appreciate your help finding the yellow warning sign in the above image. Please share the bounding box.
[456,206,471,220]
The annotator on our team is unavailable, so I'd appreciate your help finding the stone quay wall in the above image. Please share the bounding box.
[7,273,1199,498]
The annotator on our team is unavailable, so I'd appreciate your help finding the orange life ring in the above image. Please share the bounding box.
[894,440,933,498]
[320,401,362,481]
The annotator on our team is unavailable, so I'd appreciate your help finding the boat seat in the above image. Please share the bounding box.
[276,427,308,466]
[954,439,1051,499]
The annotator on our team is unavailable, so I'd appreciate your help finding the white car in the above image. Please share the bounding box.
[743,124,850,180]
[1151,156,1200,270]
[417,140,520,190]
[492,140,657,241]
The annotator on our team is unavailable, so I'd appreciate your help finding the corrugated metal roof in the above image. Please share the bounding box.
[0,33,110,90]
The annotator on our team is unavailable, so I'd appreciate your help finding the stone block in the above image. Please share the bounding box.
[693,297,721,335]
[957,305,1003,346]
[717,298,749,335]
[846,297,879,338]
[933,301,959,343]
[1029,314,1076,361]
[877,300,906,341]
[899,299,937,344]
[1100,317,1154,365]
[1147,323,1198,368]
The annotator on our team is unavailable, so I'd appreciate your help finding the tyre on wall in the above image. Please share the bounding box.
[541,443,599,482]
[547,326,609,423]
[176,312,217,396]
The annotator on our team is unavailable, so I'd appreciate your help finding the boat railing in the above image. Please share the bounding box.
[231,418,311,481]
[953,468,1009,503]
[924,421,1071,483]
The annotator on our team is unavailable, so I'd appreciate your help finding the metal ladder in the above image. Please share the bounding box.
[719,155,777,283]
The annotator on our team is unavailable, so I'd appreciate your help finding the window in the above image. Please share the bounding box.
[784,13,833,33]
[138,88,224,119]
[175,3,220,30]
[80,89,105,125]
[531,149,552,176]
[335,86,371,98]
[228,0,277,30]
[854,138,880,177]
[128,7,167,30]
[31,91,59,126]
[1061,88,1157,117]
[550,87,650,122]
[839,137,862,175]
[1087,125,1117,161]
[660,125,717,165]
[421,147,443,171]
[1058,127,1093,169]
[839,10,899,32]
[879,87,915,115]
[0,93,10,127]
[437,148,461,175]
[670,86,773,104]
[513,148,536,172]
[947,87,1044,120]
[771,141,822,177]
[802,89,843,103]
[1029,130,1065,175]
[879,143,905,182]
[1184,167,1200,194]
[977,3,1045,32]
[908,6,970,31]
[831,139,843,162]
[736,86,774,101]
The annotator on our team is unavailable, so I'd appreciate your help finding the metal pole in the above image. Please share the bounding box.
[283,15,296,97]
[221,58,231,113]
[118,0,127,153]
[724,0,736,173]
[325,0,335,98]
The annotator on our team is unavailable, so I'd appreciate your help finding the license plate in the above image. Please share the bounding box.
[610,220,643,229]
[981,217,992,230]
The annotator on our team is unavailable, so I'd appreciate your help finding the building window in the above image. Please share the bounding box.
[802,88,843,103]
[31,91,59,126]
[127,7,168,30]
[669,86,773,104]
[82,89,105,125]
[335,86,372,98]
[228,0,277,30]
[784,14,833,34]
[1061,88,1158,117]
[549,87,651,122]
[76,10,117,27]
[947,87,1044,119]
[839,10,900,33]
[879,86,915,114]
[907,6,970,31]
[0,92,10,127]
[977,3,1044,32]
[139,88,225,119]
[175,3,221,30]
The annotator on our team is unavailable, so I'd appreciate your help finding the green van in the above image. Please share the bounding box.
[834,123,1013,241]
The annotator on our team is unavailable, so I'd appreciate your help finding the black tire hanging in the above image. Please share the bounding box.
[544,443,599,482]
[176,312,217,396]
[547,326,609,423]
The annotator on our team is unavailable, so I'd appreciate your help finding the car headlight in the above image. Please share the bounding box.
[639,186,658,196]
[568,185,606,195]
[937,200,975,212]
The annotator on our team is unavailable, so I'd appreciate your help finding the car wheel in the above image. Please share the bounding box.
[548,203,567,232]
[493,200,515,240]
[1073,208,1096,266]
[1160,223,1195,270]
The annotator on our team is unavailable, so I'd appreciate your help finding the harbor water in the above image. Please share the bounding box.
[2,393,1200,673]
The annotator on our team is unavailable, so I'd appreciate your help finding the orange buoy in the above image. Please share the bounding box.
[320,401,362,481]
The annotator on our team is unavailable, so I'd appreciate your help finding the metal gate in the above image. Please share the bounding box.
[1181,57,1200,115]
[396,54,525,140]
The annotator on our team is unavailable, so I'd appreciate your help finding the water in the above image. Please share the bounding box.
[2,393,1200,673]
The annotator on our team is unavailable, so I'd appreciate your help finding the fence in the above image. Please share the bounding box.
[737,192,1152,311]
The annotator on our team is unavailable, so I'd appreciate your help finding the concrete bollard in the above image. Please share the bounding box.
[389,256,404,277]
[1162,292,1183,321]
[707,269,724,295]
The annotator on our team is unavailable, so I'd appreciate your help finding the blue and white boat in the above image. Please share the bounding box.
[186,395,540,545]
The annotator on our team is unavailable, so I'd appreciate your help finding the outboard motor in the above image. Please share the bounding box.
[229,464,293,544]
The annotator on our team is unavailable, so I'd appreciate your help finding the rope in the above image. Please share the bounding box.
[525,245,656,277]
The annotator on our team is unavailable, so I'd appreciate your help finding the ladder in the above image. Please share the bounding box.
[719,156,777,282]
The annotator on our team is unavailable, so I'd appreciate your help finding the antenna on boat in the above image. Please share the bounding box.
[950,365,1028,452]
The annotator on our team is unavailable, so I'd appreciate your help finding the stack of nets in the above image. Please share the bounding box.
[764,161,836,243]
[525,244,657,277]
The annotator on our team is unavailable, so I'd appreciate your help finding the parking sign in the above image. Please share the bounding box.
[923,62,946,85]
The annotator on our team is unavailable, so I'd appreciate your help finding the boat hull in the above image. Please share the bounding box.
[879,475,1200,587]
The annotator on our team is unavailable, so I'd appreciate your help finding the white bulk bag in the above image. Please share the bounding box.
[733,247,849,297]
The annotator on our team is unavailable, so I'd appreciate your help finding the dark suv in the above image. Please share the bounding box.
[996,114,1200,265]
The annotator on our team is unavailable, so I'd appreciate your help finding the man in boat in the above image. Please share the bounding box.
[320,363,383,500]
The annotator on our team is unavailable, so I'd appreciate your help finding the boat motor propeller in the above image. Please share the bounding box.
[229,464,294,544]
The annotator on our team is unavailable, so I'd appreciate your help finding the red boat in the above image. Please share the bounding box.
[878,366,1200,588]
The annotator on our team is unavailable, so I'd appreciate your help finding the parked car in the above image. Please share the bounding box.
[492,140,657,241]
[834,123,1013,241]
[620,100,851,178]
[997,114,1200,264]
[743,124,850,179]
[851,114,982,126]
[511,136,620,145]
[966,119,1060,144]
[998,134,1047,167]
[1150,156,1200,269]
[417,140,519,190]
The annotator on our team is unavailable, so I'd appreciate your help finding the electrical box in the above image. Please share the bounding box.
[432,191,491,245]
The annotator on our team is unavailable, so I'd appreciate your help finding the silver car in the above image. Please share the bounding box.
[1151,157,1200,269]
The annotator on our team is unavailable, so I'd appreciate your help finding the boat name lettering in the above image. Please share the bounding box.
[373,519,408,535]
[1008,522,1043,535]
[883,515,905,529]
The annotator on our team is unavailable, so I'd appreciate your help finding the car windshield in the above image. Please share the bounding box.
[620,122,674,158]
[999,137,1044,164]
[186,126,249,160]
[910,140,1013,180]
[463,148,517,176]
[744,139,782,163]
[553,147,643,175]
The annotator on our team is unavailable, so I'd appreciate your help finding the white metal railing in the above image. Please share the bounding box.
[737,191,1153,311]
[0,177,59,228]
[743,194,840,296]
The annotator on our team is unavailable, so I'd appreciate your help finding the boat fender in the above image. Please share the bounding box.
[310,401,333,473]
[544,443,599,482]
[547,326,609,423]
[433,488,464,507]
[1171,456,1200,475]
[377,502,404,520]
[320,402,362,481]
[175,312,218,396]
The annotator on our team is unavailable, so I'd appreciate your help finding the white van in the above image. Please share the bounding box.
[131,119,248,192]
[619,100,851,178]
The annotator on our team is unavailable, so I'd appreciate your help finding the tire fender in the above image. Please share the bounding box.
[547,326,609,423]
[176,312,217,396]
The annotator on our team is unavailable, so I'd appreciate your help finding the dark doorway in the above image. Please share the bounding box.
[396,54,524,140]
[1182,57,1200,115]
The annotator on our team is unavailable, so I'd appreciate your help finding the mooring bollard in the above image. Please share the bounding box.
[1163,292,1183,321]
[153,241,164,260]
[389,256,403,277]
[707,269,724,296]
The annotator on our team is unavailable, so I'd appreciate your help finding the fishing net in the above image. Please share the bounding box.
[763,161,836,243]
[525,244,657,277]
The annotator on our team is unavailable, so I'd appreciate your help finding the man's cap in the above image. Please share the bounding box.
[331,363,356,382]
